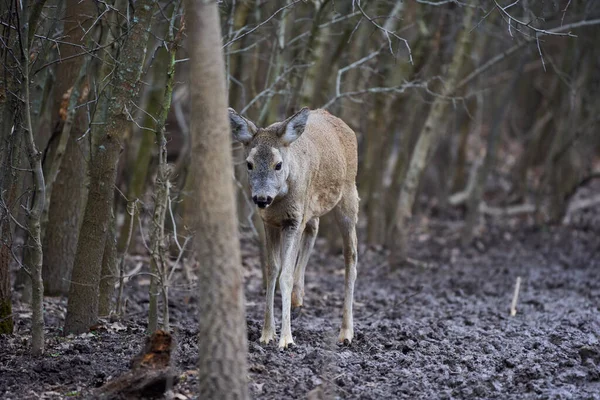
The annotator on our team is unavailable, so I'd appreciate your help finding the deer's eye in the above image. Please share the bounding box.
[247,162,253,170]
[275,162,282,171]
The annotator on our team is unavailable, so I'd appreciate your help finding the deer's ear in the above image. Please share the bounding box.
[229,108,257,145]
[279,107,310,145]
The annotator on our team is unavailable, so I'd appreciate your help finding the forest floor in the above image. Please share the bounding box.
[1,210,599,399]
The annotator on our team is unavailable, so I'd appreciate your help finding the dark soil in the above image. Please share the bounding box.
[1,215,599,399]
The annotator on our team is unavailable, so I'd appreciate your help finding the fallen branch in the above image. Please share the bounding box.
[92,330,178,399]
[480,203,536,217]
[563,194,600,224]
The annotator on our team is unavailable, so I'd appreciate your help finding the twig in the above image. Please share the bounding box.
[455,18,600,93]
[354,0,413,64]
[322,80,427,109]
[510,277,521,317]
[222,0,302,48]
[493,0,576,38]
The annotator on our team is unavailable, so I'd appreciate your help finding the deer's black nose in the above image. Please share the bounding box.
[253,195,273,208]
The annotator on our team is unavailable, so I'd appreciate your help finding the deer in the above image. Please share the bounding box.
[229,107,359,350]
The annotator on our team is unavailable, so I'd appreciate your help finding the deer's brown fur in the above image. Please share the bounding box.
[230,107,359,349]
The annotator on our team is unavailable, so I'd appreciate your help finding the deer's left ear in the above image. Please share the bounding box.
[279,107,310,145]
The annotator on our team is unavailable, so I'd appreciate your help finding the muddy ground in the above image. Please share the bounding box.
[1,212,599,399]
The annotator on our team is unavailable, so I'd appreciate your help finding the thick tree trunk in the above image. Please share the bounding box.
[186,1,249,398]
[389,6,474,264]
[41,0,93,296]
[64,0,157,335]
[0,4,23,333]
[0,99,21,335]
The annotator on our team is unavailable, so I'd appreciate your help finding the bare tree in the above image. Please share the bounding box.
[186,0,249,398]
[41,0,93,296]
[388,5,475,264]
[64,0,157,334]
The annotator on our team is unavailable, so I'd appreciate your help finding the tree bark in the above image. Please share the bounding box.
[41,0,94,296]
[186,1,249,398]
[98,210,117,317]
[64,0,157,335]
[20,0,47,354]
[0,3,23,333]
[462,56,525,245]
[389,6,474,264]
[149,10,181,332]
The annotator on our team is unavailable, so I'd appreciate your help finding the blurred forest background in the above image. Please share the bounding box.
[1,0,600,383]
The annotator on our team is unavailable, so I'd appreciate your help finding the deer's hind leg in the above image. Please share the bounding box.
[333,186,359,344]
[292,217,319,310]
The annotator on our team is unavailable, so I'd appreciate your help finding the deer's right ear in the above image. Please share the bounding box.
[229,108,256,145]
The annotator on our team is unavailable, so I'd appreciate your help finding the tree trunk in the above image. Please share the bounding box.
[186,1,249,398]
[98,210,117,317]
[149,11,181,332]
[21,0,47,354]
[462,56,525,245]
[389,6,474,264]
[64,0,157,335]
[0,92,21,335]
[0,4,23,332]
[41,0,94,296]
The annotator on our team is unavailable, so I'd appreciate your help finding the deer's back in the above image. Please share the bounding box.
[290,109,358,218]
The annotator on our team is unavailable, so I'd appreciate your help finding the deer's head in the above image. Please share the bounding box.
[229,107,310,209]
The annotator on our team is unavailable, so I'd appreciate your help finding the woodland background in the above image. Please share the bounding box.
[1,0,599,398]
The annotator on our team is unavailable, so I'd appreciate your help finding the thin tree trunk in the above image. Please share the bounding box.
[148,7,181,334]
[64,0,157,335]
[389,6,474,264]
[116,21,173,254]
[21,1,46,354]
[287,0,331,112]
[365,94,391,245]
[450,113,472,193]
[462,56,525,245]
[186,1,249,398]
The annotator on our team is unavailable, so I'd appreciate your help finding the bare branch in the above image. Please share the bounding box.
[354,0,413,64]
[222,0,303,48]
[493,0,577,37]
[455,18,600,93]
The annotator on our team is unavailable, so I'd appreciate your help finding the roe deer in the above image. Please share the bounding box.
[229,107,359,349]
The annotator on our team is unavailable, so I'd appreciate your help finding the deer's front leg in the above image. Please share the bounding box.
[278,224,303,349]
[260,224,281,345]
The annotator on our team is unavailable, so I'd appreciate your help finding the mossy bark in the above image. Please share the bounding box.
[64,0,157,335]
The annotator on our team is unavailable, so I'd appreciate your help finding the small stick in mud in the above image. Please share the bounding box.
[510,276,522,317]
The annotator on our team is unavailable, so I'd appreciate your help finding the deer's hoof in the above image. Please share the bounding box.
[278,334,295,350]
[338,328,354,345]
[259,329,276,345]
